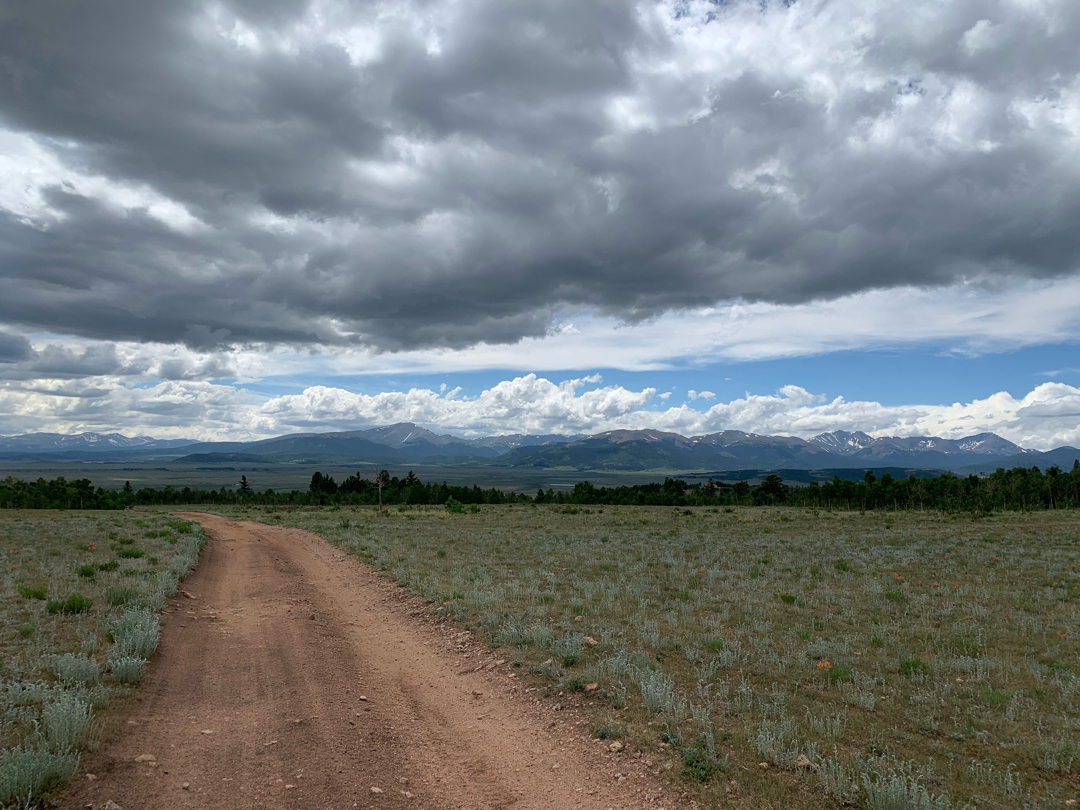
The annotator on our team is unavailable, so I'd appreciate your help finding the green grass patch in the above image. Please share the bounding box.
[900,658,930,679]
[46,593,93,615]
[103,586,139,607]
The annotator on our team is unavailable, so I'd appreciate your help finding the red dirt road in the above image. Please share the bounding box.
[62,514,682,810]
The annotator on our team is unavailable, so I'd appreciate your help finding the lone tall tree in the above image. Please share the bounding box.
[373,465,390,510]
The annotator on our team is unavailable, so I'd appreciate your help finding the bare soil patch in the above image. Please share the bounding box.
[61,514,679,810]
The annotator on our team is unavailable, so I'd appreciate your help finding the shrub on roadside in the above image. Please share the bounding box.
[0,746,79,808]
[108,655,146,684]
[108,608,160,660]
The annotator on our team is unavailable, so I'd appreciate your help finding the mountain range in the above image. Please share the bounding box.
[0,425,1075,474]
[0,432,195,453]
[496,429,1048,472]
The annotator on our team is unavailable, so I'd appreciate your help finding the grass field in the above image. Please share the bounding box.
[221,503,1080,810]
[0,511,205,808]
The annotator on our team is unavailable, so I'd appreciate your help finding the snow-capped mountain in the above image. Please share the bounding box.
[809,431,1028,465]
[804,430,876,454]
[0,432,195,454]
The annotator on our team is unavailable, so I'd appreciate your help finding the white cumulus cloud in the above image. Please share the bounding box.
[252,378,1080,450]
[1,372,1078,451]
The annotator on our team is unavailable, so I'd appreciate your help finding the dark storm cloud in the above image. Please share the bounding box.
[0,331,32,363]
[0,330,237,383]
[0,0,1078,351]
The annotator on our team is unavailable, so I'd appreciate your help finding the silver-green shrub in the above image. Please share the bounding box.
[3,682,52,708]
[751,716,803,770]
[862,772,965,810]
[108,655,146,685]
[49,654,99,687]
[528,621,556,648]
[108,608,160,660]
[0,746,79,808]
[637,669,686,718]
[493,615,528,646]
[553,633,584,661]
[41,693,95,752]
[816,752,861,804]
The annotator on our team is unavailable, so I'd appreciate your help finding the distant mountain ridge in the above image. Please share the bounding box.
[169,424,583,464]
[0,432,194,453]
[806,430,1028,468]
[499,429,1047,472]
[0,424,1072,474]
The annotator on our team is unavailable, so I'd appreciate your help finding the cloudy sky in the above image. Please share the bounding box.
[1,0,1078,448]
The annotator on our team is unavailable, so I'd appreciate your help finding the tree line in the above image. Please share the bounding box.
[558,463,1080,511]
[2,460,1079,512]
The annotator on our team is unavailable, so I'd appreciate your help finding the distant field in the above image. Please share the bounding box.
[217,502,1080,809]
[0,460,752,494]
[0,511,204,806]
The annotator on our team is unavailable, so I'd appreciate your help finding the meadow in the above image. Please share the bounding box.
[0,511,205,808]
[225,502,1080,810]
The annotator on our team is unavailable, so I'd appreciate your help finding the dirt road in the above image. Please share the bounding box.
[62,514,679,810]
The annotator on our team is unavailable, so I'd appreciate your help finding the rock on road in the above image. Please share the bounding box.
[61,514,679,810]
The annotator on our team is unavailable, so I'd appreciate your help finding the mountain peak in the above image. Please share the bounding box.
[810,431,876,454]
[358,423,447,446]
[587,429,687,444]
